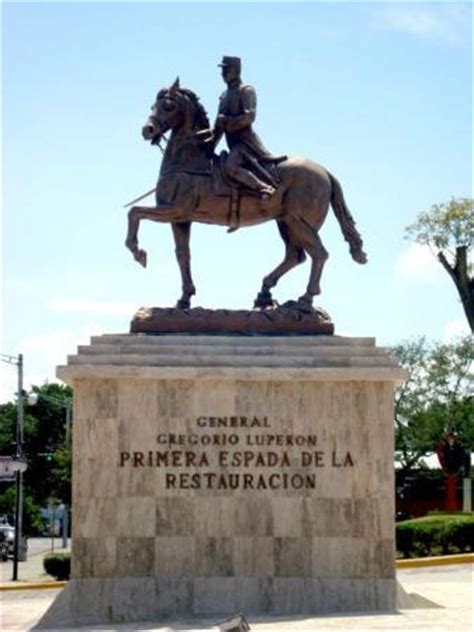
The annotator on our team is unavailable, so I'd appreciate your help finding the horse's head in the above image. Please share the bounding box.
[142,78,209,146]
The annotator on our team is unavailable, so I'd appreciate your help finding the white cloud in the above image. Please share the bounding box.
[443,317,470,342]
[374,4,471,44]
[47,298,135,316]
[0,324,102,404]
[394,243,442,283]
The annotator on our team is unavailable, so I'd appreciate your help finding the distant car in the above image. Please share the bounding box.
[0,525,15,561]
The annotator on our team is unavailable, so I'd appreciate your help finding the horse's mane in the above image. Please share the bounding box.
[157,85,210,132]
[180,88,210,131]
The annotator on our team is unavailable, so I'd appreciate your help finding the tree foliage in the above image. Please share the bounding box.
[406,197,474,332]
[0,383,72,533]
[391,336,473,471]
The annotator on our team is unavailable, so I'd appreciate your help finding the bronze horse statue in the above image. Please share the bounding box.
[125,79,367,310]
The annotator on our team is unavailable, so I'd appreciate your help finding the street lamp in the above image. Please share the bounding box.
[1,353,27,581]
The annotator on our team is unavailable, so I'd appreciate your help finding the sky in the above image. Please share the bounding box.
[1,1,472,402]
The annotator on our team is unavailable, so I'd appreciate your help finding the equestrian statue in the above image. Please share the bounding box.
[125,56,367,312]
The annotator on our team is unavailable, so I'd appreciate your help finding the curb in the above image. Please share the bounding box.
[396,553,474,568]
[0,554,472,591]
[0,580,67,591]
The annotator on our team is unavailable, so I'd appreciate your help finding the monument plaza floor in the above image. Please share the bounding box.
[1,564,471,631]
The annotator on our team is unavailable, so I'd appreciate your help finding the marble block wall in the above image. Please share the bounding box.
[38,335,403,627]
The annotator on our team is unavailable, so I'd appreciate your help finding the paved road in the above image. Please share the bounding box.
[1,565,472,631]
[27,537,70,557]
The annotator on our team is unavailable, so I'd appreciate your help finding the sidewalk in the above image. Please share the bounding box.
[1,564,472,631]
[0,538,70,587]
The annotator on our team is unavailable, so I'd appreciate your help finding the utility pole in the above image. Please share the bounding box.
[13,354,24,581]
[1,353,29,580]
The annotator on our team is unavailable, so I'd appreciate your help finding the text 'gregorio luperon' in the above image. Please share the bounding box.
[117,416,355,490]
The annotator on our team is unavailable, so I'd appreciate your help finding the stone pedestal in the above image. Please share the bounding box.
[38,334,404,627]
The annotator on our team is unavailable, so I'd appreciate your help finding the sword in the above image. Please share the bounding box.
[123,186,158,208]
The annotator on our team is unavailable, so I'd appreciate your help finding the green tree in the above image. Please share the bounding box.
[0,383,72,534]
[51,447,72,506]
[391,336,473,472]
[406,197,474,332]
[0,487,44,533]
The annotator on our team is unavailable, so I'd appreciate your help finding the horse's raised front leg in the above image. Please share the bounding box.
[125,206,147,267]
[125,205,182,268]
[172,222,196,309]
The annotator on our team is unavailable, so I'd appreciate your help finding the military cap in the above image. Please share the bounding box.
[218,56,241,72]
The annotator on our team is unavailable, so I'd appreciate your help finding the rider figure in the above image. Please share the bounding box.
[212,56,277,200]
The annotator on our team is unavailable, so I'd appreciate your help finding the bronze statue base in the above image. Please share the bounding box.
[130,306,334,335]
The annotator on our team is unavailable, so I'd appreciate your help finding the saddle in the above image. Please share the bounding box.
[212,151,286,231]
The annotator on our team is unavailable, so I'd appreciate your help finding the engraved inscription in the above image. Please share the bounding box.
[118,416,355,491]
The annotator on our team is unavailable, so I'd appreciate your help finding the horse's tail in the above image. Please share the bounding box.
[328,172,367,264]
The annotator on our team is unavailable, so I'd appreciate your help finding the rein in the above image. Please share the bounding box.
[160,167,211,177]
[125,88,211,208]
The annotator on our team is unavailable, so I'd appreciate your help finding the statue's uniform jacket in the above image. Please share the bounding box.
[216,83,273,160]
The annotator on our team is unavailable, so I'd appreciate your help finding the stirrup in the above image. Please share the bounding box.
[259,185,276,200]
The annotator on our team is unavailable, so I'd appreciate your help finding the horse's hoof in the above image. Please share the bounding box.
[351,248,368,265]
[176,298,191,310]
[297,295,313,307]
[134,249,147,268]
[255,300,279,311]
[254,290,275,310]
[282,295,314,314]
